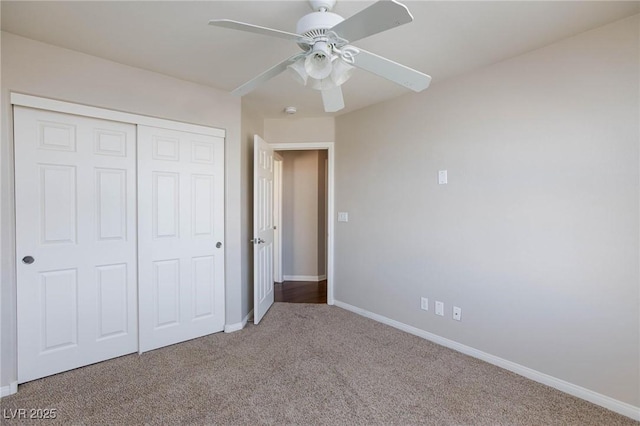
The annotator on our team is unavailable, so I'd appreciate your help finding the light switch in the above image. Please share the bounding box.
[438,170,448,185]
[338,212,349,222]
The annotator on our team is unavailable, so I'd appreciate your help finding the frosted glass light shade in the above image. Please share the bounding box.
[305,51,333,80]
[308,77,337,91]
[287,58,307,86]
[331,59,355,86]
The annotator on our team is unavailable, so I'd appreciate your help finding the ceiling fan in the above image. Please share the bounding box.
[208,0,431,113]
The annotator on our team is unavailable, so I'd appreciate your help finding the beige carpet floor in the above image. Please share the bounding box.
[1,303,636,425]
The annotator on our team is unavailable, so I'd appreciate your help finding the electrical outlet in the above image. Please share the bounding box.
[421,297,429,311]
[435,301,444,316]
[453,306,462,321]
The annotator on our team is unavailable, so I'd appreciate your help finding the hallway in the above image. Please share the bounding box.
[274,280,327,304]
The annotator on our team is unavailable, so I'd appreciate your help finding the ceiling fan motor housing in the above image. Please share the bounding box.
[296,11,344,41]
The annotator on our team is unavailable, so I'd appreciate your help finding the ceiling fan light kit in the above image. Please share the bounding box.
[287,41,359,92]
[208,0,432,113]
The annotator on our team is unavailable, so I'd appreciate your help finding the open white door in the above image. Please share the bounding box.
[253,135,275,324]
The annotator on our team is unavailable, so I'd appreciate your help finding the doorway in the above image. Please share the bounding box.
[273,149,328,304]
[270,142,334,305]
[252,139,334,323]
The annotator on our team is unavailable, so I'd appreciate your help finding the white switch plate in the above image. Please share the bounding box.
[438,170,448,185]
[420,297,429,311]
[453,306,462,321]
[435,301,444,316]
[338,212,349,222]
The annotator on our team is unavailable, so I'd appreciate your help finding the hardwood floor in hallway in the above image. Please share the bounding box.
[274,280,327,304]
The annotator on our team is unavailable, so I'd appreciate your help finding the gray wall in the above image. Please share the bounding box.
[281,150,326,278]
[264,117,334,144]
[334,15,639,406]
[0,32,243,388]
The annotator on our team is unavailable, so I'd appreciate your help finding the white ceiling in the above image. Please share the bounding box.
[2,1,638,118]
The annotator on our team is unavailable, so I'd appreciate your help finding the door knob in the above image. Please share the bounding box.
[258,238,265,244]
[216,242,222,248]
[22,256,35,265]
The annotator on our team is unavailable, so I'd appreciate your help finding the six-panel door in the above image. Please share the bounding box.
[137,125,225,353]
[253,135,275,324]
[15,107,138,383]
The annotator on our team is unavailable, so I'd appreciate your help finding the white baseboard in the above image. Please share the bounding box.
[224,321,243,333]
[0,381,18,398]
[283,275,326,282]
[224,309,254,333]
[334,300,640,421]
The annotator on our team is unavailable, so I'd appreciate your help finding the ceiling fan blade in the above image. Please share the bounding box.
[321,86,345,113]
[329,0,413,44]
[208,19,311,44]
[231,54,302,97]
[352,48,431,92]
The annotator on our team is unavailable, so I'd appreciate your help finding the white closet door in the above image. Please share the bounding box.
[15,106,138,383]
[137,125,225,353]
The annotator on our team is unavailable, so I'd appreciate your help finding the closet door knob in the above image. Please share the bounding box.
[22,256,35,265]
[216,242,222,248]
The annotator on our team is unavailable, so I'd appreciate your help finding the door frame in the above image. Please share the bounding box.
[273,153,284,284]
[270,142,335,304]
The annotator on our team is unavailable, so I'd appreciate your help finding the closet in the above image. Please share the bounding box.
[13,96,225,383]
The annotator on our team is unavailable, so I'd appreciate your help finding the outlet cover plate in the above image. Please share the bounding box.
[421,297,429,311]
[453,306,462,321]
[435,301,444,316]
